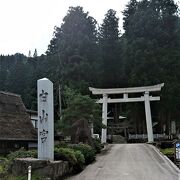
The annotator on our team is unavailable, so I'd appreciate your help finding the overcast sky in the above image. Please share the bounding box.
[0,0,179,56]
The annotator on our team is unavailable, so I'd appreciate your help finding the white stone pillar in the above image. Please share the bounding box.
[101,94,108,143]
[38,78,54,160]
[144,92,154,143]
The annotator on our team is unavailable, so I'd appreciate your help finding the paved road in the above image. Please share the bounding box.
[65,144,180,180]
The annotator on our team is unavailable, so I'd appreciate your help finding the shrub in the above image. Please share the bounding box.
[92,138,104,154]
[160,148,174,156]
[0,164,4,173]
[0,157,8,173]
[54,147,77,166]
[7,148,37,162]
[55,141,68,149]
[2,148,37,173]
[55,147,85,172]
[69,143,96,165]
[73,150,85,172]
[1,173,42,180]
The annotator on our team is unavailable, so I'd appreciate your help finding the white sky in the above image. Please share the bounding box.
[0,0,179,56]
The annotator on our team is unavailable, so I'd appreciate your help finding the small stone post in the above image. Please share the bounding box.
[28,166,31,180]
[38,78,54,160]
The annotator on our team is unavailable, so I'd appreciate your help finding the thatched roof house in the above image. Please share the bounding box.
[0,91,37,154]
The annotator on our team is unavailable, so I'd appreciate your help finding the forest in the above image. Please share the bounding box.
[0,0,180,135]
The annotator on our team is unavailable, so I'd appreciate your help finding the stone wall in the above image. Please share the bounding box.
[11,158,73,180]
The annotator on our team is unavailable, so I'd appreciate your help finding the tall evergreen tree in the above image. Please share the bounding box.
[33,49,38,58]
[46,6,100,91]
[99,9,121,87]
[123,0,138,37]
[28,50,32,58]
[122,0,180,131]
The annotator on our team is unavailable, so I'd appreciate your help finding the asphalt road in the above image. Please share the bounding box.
[65,144,180,180]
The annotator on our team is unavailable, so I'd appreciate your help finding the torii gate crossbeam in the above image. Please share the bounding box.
[89,83,164,143]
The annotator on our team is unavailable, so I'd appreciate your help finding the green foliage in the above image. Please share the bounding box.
[99,9,121,87]
[0,156,8,173]
[0,164,4,173]
[55,147,77,165]
[63,93,100,122]
[69,144,96,165]
[0,53,37,109]
[54,147,85,172]
[160,148,174,156]
[63,86,79,107]
[60,87,102,136]
[1,173,42,180]
[73,150,85,172]
[0,149,37,177]
[121,0,180,130]
[0,2,180,137]
[0,165,3,172]
[47,6,98,56]
[7,148,37,162]
[92,138,104,154]
[55,141,68,149]
[5,149,37,174]
[46,6,100,92]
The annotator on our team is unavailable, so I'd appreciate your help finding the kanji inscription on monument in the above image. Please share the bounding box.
[38,78,54,160]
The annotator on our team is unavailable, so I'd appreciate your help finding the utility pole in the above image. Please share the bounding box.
[59,84,62,122]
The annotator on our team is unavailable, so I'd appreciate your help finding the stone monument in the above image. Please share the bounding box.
[37,78,54,160]
[11,79,73,179]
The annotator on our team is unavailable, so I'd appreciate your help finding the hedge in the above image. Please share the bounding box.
[69,143,96,165]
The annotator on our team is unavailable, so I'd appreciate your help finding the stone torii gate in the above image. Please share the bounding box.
[89,83,164,143]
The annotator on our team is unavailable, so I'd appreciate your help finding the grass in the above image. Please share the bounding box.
[0,156,8,174]
[1,175,26,180]
[0,165,4,173]
[160,148,174,156]
[1,174,42,180]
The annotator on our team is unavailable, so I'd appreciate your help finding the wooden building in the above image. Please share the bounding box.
[26,109,38,129]
[0,91,37,154]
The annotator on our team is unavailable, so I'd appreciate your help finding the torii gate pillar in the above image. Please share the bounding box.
[101,94,108,143]
[144,92,153,143]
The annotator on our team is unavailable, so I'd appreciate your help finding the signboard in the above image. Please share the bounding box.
[175,142,180,160]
